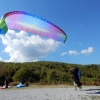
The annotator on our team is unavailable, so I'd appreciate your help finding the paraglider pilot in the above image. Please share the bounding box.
[70,66,82,90]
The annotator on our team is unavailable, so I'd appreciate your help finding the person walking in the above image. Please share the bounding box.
[70,67,82,90]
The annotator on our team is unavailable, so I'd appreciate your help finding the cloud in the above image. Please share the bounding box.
[0,29,60,62]
[60,52,67,56]
[68,50,78,55]
[81,47,94,55]
[0,57,3,61]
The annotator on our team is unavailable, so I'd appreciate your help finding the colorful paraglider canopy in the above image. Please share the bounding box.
[0,11,67,43]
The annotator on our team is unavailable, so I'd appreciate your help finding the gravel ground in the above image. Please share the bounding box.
[0,86,100,100]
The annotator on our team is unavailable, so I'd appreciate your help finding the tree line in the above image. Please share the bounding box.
[0,61,100,86]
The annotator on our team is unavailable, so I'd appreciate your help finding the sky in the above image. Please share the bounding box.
[0,0,100,65]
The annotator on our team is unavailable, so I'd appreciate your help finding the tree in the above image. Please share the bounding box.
[13,67,30,82]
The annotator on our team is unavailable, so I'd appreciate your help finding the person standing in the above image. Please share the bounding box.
[20,77,25,84]
[5,76,9,88]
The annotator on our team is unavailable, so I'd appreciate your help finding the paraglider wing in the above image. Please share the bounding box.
[0,11,67,43]
[0,18,8,34]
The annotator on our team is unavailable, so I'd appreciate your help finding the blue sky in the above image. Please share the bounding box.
[0,0,100,64]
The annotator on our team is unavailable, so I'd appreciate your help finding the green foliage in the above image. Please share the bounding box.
[13,67,31,81]
[0,61,100,85]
